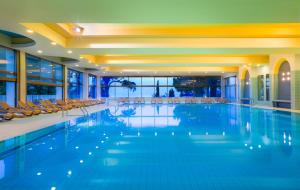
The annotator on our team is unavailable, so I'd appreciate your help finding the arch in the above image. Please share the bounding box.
[277,61,291,101]
[240,68,250,80]
[272,58,289,75]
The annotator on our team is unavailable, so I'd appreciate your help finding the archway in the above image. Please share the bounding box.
[272,60,291,108]
[243,70,250,99]
[277,61,291,100]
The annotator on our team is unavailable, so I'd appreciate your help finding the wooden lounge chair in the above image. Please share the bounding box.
[0,102,33,117]
[134,97,145,104]
[65,99,81,108]
[174,97,181,104]
[40,100,60,112]
[185,97,192,104]
[18,101,41,115]
[39,101,59,112]
[27,101,53,113]
[55,100,73,110]
[0,108,14,121]
[191,97,198,104]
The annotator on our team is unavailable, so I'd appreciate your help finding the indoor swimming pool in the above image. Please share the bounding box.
[0,104,300,190]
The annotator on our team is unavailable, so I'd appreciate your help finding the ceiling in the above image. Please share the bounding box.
[0,0,300,75]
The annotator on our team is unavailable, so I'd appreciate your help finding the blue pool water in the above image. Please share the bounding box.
[0,104,300,190]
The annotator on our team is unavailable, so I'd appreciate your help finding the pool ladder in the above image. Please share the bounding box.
[62,106,89,117]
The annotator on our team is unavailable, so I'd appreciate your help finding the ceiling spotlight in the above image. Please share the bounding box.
[75,64,79,67]
[51,42,57,46]
[26,29,34,33]
[74,26,84,33]
[37,50,43,54]
[67,50,73,54]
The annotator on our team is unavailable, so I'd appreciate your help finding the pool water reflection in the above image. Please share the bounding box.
[0,104,300,190]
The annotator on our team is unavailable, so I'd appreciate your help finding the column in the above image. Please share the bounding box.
[96,75,101,99]
[82,72,89,99]
[63,65,68,100]
[291,55,300,110]
[17,51,27,103]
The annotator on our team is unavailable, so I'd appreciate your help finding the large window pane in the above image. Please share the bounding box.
[0,81,15,106]
[257,75,264,101]
[266,74,270,101]
[100,76,221,98]
[88,74,97,99]
[26,55,63,101]
[27,84,62,102]
[141,87,155,97]
[128,77,141,86]
[225,76,237,102]
[154,77,168,86]
[142,77,154,86]
[129,87,141,97]
[0,46,16,106]
[68,69,83,99]
[115,87,128,97]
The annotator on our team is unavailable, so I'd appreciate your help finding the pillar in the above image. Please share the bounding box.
[63,65,68,100]
[17,51,26,103]
[82,72,89,99]
[97,75,101,99]
[291,55,300,110]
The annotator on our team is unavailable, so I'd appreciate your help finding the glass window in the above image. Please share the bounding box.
[115,87,128,97]
[266,74,270,101]
[100,76,221,98]
[88,74,97,99]
[0,46,16,106]
[142,77,154,86]
[68,69,83,99]
[225,76,236,102]
[257,75,264,101]
[26,55,63,102]
[141,87,155,97]
[154,77,168,86]
[128,77,142,86]
[129,86,142,97]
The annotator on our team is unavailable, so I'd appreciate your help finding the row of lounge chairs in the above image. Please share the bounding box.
[0,99,105,121]
[117,97,228,104]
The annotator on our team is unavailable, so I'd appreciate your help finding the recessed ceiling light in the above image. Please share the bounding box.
[51,42,57,45]
[75,64,79,67]
[67,50,73,54]
[74,26,84,33]
[26,29,34,33]
[37,50,43,54]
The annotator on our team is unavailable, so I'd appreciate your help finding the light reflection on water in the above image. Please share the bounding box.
[0,104,300,190]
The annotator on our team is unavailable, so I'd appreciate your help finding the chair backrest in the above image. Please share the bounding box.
[18,101,27,108]
[0,102,10,109]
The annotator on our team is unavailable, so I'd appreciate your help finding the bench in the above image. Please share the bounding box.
[240,98,253,105]
[272,99,291,109]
